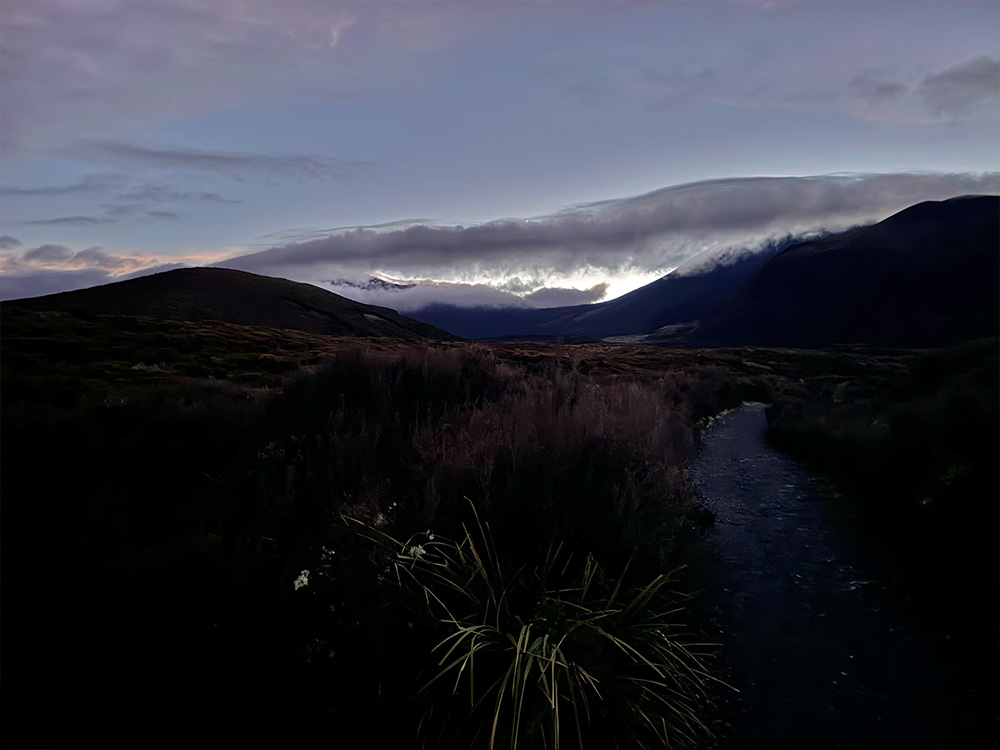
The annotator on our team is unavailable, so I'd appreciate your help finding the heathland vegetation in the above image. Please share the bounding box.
[2,311,751,748]
[2,301,996,747]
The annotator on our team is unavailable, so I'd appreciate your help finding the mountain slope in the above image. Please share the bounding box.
[410,237,797,340]
[689,195,1000,348]
[4,267,458,341]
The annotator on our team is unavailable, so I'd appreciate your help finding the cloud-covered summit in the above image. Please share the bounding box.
[218,171,1000,309]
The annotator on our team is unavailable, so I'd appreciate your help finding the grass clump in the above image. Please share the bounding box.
[350,501,722,749]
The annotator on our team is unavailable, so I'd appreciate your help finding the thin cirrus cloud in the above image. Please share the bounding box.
[848,72,907,104]
[222,172,1000,290]
[0,236,23,249]
[146,210,181,221]
[71,140,372,182]
[112,183,241,205]
[0,173,127,197]
[1,174,239,205]
[638,54,999,129]
[3,175,242,227]
[20,216,116,227]
[846,56,1000,124]
[917,56,1000,116]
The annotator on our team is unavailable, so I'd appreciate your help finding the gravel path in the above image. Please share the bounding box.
[689,403,961,749]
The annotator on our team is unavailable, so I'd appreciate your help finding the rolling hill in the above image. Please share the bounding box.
[3,267,458,341]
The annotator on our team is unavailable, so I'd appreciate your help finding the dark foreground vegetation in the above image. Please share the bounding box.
[2,307,996,747]
[3,310,757,749]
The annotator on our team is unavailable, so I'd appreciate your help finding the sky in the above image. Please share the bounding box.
[0,0,998,306]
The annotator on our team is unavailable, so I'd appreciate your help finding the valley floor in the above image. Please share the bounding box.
[2,313,996,748]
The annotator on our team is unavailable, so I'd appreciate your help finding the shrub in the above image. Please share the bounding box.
[348,502,722,749]
[410,373,693,576]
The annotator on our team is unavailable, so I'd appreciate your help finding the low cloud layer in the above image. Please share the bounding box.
[221,172,1000,307]
[324,278,534,312]
[4,171,997,306]
[323,277,611,312]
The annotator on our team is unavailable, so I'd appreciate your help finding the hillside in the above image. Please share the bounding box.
[689,195,1000,348]
[3,267,458,341]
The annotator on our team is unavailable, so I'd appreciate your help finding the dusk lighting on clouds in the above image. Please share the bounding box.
[0,0,997,304]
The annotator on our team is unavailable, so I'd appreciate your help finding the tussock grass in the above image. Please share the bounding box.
[349,500,724,749]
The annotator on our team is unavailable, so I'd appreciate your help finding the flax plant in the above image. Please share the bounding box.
[347,501,725,749]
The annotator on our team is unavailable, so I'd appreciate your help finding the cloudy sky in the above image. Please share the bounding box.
[1,0,997,305]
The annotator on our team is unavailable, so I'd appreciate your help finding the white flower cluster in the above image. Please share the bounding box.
[294,569,310,590]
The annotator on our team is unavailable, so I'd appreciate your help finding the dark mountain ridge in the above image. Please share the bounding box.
[689,195,999,348]
[3,267,458,341]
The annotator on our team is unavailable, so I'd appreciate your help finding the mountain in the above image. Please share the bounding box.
[3,267,458,341]
[688,195,1000,348]
[410,236,800,340]
[325,276,417,292]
